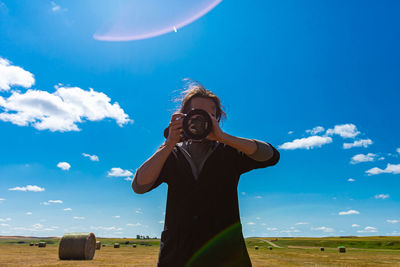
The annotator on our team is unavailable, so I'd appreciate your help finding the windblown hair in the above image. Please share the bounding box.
[174,79,227,122]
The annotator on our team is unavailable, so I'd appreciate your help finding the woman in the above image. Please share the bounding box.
[132,82,280,266]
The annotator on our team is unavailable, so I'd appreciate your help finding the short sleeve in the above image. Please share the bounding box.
[132,149,174,194]
[233,142,280,175]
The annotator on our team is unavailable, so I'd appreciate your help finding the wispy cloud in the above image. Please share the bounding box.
[306,126,324,135]
[26,212,32,215]
[374,194,390,200]
[50,1,67,12]
[0,218,11,222]
[357,226,377,233]
[295,222,309,225]
[73,216,85,220]
[8,185,45,192]
[351,224,360,227]
[386,219,399,224]
[326,124,360,138]
[124,177,133,181]
[0,86,132,132]
[42,200,63,205]
[350,153,376,164]
[57,162,71,171]
[343,139,373,149]
[126,223,142,227]
[0,58,35,91]
[338,210,360,215]
[82,153,99,162]
[279,136,332,150]
[113,215,120,219]
[90,226,122,231]
[63,208,72,211]
[311,226,334,233]
[247,222,255,225]
[108,167,133,177]
[266,227,278,231]
[347,178,355,182]
[135,208,143,214]
[366,164,400,175]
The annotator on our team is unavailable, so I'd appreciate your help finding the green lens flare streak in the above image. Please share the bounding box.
[186,222,242,266]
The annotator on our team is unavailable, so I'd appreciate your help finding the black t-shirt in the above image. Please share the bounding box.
[147,141,280,267]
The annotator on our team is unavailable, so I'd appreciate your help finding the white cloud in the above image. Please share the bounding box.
[326,124,360,138]
[124,177,133,181]
[386,220,399,224]
[350,153,376,164]
[306,126,325,135]
[295,222,309,225]
[158,220,164,224]
[73,216,85,220]
[247,222,255,225]
[343,139,373,149]
[357,226,377,233]
[0,198,5,201]
[348,178,355,182]
[0,218,11,222]
[366,164,400,175]
[311,226,334,233]
[63,208,72,211]
[50,1,67,12]
[0,86,132,132]
[8,185,45,192]
[26,212,32,215]
[374,194,390,200]
[82,153,99,162]
[266,227,278,231]
[288,131,293,135]
[338,210,360,215]
[279,136,332,150]
[57,162,71,171]
[241,192,246,196]
[42,200,63,205]
[126,223,142,227]
[397,148,400,154]
[255,196,262,199]
[135,208,143,214]
[107,167,133,177]
[0,58,35,91]
[351,224,360,227]
[113,215,120,219]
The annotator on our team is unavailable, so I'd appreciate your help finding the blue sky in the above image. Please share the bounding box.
[0,0,399,238]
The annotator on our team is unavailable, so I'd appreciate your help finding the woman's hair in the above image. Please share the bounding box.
[174,79,227,122]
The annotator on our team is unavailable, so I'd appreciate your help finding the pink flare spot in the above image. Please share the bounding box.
[93,0,222,42]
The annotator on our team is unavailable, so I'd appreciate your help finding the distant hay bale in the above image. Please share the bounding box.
[59,232,96,260]
[102,244,106,247]
[338,246,346,253]
[29,242,34,246]
[38,242,46,248]
[96,241,101,250]
[114,243,120,248]
[132,244,137,248]
[254,246,259,250]
[268,246,272,250]
[34,243,38,246]
[320,247,325,251]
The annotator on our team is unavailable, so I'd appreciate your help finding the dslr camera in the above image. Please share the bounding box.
[164,109,212,142]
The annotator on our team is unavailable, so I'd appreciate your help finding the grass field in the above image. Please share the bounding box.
[1,236,400,266]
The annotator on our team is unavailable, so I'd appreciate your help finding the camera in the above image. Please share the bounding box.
[164,109,212,142]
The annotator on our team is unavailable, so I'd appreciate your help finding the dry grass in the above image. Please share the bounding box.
[1,244,400,266]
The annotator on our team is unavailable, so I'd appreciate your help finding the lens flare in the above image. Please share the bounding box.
[93,0,222,42]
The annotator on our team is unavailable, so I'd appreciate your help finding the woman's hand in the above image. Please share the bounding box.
[166,113,184,146]
[206,113,226,142]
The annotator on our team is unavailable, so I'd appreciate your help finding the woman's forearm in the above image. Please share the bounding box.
[220,133,258,155]
[133,142,174,187]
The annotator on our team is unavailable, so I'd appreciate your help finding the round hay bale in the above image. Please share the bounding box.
[38,242,46,248]
[254,246,259,250]
[102,244,106,247]
[338,246,346,253]
[132,244,137,248]
[59,232,96,260]
[34,243,38,246]
[320,247,325,251]
[268,246,273,250]
[29,242,34,246]
[114,243,120,248]
[96,241,101,250]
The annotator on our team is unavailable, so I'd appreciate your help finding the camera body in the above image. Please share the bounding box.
[164,108,212,142]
